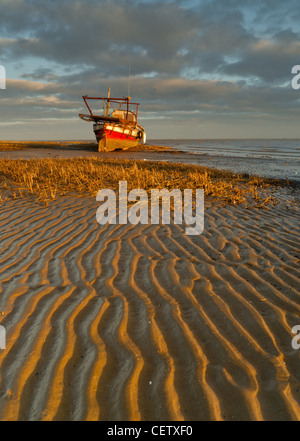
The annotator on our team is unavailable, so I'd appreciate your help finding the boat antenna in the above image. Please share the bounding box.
[128,62,131,98]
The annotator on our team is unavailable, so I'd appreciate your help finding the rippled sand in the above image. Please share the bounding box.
[0,192,299,421]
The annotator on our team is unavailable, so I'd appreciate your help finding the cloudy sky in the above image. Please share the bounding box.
[0,0,300,140]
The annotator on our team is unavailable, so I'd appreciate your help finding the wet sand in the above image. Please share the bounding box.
[0,143,190,162]
[0,144,299,421]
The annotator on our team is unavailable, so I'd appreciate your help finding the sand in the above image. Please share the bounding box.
[0,145,299,421]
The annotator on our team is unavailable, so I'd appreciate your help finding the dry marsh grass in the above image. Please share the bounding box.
[0,141,105,153]
[0,157,283,206]
[0,141,172,152]
[0,141,82,151]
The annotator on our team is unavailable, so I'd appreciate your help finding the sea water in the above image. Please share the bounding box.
[149,139,300,182]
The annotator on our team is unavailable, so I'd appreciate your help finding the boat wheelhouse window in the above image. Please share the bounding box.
[126,111,137,122]
[112,109,137,122]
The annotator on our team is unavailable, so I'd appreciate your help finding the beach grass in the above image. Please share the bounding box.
[0,141,78,151]
[0,141,172,152]
[0,156,281,206]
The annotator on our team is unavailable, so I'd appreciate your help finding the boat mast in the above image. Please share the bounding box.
[126,96,130,120]
[106,87,111,116]
[127,62,131,120]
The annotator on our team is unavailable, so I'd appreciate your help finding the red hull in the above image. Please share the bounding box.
[100,128,137,141]
[94,124,144,151]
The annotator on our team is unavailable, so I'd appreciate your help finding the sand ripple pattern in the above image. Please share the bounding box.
[0,195,299,421]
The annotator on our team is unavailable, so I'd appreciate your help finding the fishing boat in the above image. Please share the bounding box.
[79,89,146,152]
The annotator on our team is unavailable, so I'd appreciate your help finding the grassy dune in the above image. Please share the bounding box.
[0,157,281,206]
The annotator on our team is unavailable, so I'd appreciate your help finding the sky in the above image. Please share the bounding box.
[0,0,300,140]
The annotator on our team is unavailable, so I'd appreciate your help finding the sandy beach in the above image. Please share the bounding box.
[0,144,299,421]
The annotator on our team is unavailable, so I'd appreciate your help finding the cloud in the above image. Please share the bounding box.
[0,0,299,139]
[1,0,298,81]
[220,36,300,83]
[0,0,199,76]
